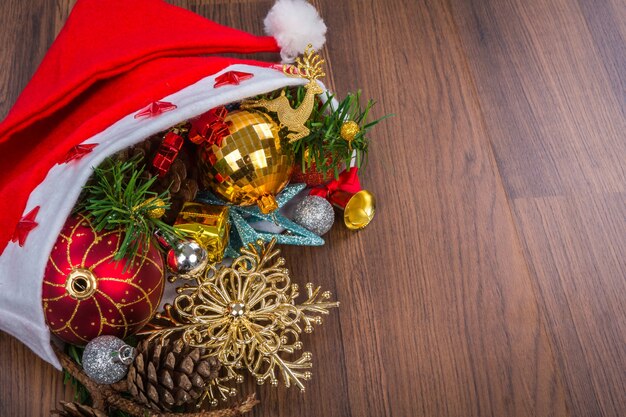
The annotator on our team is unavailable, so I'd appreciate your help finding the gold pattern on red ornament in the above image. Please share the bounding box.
[42,215,165,345]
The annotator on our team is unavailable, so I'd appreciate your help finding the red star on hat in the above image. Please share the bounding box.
[12,206,40,247]
[214,71,254,88]
[63,144,98,163]
[134,101,177,119]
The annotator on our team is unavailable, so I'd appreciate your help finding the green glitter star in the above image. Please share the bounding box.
[198,184,324,258]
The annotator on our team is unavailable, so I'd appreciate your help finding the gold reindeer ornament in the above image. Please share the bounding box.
[241,44,326,143]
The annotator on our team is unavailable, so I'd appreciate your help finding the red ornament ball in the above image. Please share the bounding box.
[42,215,165,345]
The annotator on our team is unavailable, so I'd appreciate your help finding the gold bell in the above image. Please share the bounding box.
[329,189,376,230]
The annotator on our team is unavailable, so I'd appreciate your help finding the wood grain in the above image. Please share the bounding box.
[450,0,626,415]
[0,0,624,416]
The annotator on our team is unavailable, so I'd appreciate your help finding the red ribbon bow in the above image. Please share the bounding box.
[189,106,231,147]
[310,167,362,200]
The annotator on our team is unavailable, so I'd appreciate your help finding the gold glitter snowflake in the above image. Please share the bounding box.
[140,238,339,404]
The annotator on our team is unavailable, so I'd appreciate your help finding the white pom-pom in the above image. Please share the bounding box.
[264,0,327,63]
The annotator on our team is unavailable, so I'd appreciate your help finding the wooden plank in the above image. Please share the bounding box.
[450,0,626,415]
[449,0,626,198]
[314,0,566,416]
[0,334,73,417]
[513,195,626,417]
[0,1,74,416]
[0,0,57,117]
[0,0,573,416]
[576,0,626,113]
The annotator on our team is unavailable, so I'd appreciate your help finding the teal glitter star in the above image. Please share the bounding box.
[197,184,324,258]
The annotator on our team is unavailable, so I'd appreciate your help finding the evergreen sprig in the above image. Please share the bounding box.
[77,156,179,264]
[64,344,90,404]
[257,86,390,177]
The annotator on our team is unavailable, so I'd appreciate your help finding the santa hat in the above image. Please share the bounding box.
[0,0,327,369]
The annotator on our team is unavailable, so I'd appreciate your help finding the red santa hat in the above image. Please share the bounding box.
[0,0,326,368]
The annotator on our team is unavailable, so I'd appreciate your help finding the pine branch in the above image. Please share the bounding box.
[255,87,391,177]
[63,345,91,404]
[77,155,181,264]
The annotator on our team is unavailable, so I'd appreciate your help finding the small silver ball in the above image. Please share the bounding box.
[82,335,135,384]
[293,196,335,236]
[167,240,209,277]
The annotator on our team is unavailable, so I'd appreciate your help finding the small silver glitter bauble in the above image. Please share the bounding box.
[166,240,209,278]
[82,335,135,385]
[293,196,335,236]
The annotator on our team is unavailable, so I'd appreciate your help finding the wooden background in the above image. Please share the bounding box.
[1,0,625,416]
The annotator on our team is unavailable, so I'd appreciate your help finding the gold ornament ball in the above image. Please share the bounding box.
[145,197,166,219]
[340,120,360,143]
[200,110,293,214]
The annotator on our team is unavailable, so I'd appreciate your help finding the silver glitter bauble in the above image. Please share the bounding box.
[166,239,209,278]
[82,335,135,385]
[292,195,335,236]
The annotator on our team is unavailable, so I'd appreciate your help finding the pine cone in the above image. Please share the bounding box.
[127,337,221,411]
[117,132,201,223]
[50,402,107,417]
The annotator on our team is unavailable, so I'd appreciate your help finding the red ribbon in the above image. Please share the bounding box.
[309,167,362,199]
[189,106,231,147]
[152,131,183,177]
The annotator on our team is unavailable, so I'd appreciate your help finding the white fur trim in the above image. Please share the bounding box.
[0,64,311,369]
[264,0,326,63]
